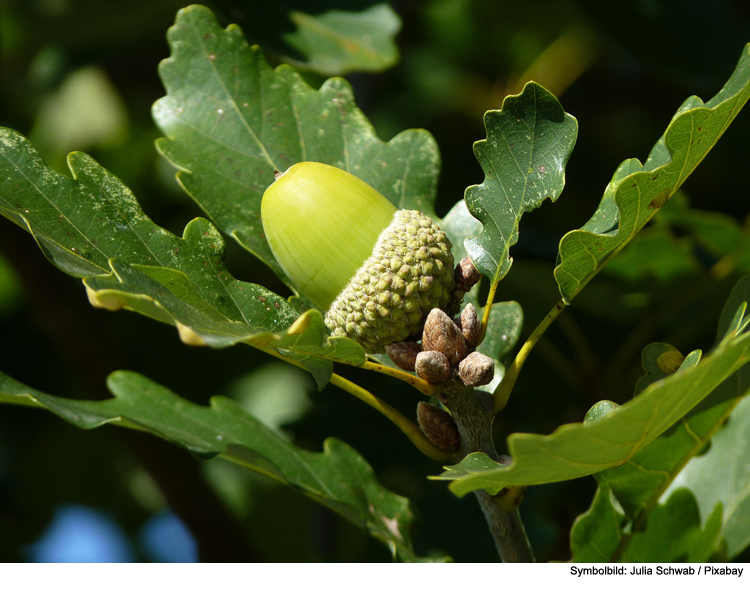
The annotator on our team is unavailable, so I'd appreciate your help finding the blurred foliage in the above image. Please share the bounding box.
[1,0,749,563]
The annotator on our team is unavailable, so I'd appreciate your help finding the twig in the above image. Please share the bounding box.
[440,378,536,562]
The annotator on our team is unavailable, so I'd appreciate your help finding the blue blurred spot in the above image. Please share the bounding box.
[140,511,198,563]
[25,504,135,563]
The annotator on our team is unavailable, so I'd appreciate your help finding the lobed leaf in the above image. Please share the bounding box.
[569,484,627,562]
[570,484,722,562]
[554,44,750,303]
[154,5,440,288]
[0,369,446,562]
[0,126,370,388]
[463,82,577,285]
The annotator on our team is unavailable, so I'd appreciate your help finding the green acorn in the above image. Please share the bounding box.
[262,162,455,353]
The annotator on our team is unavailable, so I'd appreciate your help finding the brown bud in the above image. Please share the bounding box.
[422,308,468,366]
[456,256,481,291]
[458,351,495,387]
[385,341,422,371]
[415,350,452,383]
[460,303,481,347]
[417,401,459,452]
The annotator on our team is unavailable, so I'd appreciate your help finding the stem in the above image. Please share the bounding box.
[329,374,453,462]
[493,299,568,414]
[360,360,437,396]
[480,280,500,343]
[441,379,535,562]
[475,491,535,563]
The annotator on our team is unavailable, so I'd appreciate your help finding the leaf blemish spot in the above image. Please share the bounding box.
[208,53,217,61]
[538,166,546,174]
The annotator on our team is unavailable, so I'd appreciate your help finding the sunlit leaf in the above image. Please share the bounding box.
[432,314,750,497]
[555,44,750,303]
[154,5,439,287]
[463,82,577,286]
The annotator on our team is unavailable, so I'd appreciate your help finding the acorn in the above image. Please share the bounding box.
[262,162,455,353]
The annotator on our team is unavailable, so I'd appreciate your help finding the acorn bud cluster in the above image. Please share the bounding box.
[385,257,495,389]
[324,210,455,353]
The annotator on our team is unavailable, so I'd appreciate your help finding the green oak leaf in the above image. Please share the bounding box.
[666,383,750,558]
[569,484,627,562]
[463,81,577,285]
[555,43,750,303]
[153,5,440,288]
[569,277,750,561]
[0,369,445,563]
[432,302,750,497]
[570,484,722,563]
[0,126,371,388]
[284,4,400,75]
[623,489,723,563]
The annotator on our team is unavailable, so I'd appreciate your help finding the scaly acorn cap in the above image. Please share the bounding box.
[262,162,455,353]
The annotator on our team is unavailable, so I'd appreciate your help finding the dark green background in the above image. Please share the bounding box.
[1,0,749,562]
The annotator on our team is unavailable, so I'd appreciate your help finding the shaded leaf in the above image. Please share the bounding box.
[439,197,483,265]
[0,369,446,563]
[463,82,577,285]
[154,5,440,287]
[432,315,750,497]
[570,484,627,562]
[658,192,742,259]
[283,4,400,76]
[570,484,722,563]
[555,44,750,303]
[623,489,722,563]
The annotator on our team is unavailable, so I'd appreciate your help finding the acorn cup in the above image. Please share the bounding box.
[262,162,456,353]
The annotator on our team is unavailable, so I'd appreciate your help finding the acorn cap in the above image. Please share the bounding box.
[325,209,455,352]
